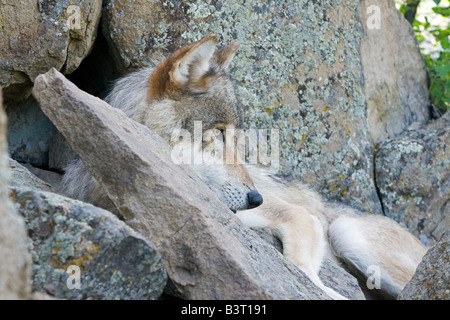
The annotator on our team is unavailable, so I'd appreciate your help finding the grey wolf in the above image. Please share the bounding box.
[61,35,427,299]
[62,34,263,213]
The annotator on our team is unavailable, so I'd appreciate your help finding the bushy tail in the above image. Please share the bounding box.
[327,206,426,299]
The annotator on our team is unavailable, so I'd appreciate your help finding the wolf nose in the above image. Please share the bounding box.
[248,190,263,209]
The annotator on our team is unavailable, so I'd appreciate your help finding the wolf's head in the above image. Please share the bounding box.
[144,35,263,212]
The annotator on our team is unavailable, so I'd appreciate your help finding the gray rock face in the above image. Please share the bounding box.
[399,230,449,300]
[0,0,103,167]
[32,68,366,300]
[359,0,429,143]
[375,112,450,246]
[0,87,32,299]
[11,186,167,300]
[5,96,56,167]
[0,0,102,101]
[319,258,365,300]
[9,158,52,192]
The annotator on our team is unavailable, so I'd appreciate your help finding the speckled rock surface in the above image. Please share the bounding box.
[0,87,32,299]
[10,187,167,300]
[399,230,449,300]
[9,158,52,192]
[0,0,102,101]
[375,112,450,246]
[1,0,102,166]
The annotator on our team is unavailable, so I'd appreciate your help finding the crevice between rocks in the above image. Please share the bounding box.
[66,19,120,100]
[372,144,386,216]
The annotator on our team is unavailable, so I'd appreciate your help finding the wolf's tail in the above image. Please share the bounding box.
[326,205,426,299]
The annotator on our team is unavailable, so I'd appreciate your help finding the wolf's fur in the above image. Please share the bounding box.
[238,167,427,299]
[61,35,427,300]
[62,35,259,213]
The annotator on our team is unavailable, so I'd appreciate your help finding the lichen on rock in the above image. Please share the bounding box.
[375,112,450,246]
[11,185,167,300]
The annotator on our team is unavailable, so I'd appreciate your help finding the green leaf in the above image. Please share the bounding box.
[399,4,407,15]
[412,19,424,30]
[424,16,431,29]
[435,64,450,79]
[441,36,450,50]
[432,6,450,16]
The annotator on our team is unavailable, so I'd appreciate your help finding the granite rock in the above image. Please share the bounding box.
[399,230,449,300]
[375,112,450,246]
[10,186,167,300]
[0,86,32,299]
[0,0,102,102]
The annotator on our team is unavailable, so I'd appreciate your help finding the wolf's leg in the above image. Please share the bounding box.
[275,210,347,300]
[236,208,272,228]
[238,201,347,300]
[328,213,426,299]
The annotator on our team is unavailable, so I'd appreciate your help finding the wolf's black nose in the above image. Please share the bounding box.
[248,190,263,209]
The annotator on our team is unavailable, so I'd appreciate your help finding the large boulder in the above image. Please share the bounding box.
[359,0,429,143]
[11,185,168,300]
[32,68,366,300]
[8,155,167,300]
[9,158,167,300]
[375,112,450,246]
[399,230,449,300]
[0,87,32,299]
[0,0,102,102]
[1,0,103,167]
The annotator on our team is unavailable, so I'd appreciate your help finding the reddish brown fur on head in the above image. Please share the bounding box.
[147,34,239,103]
[145,35,262,211]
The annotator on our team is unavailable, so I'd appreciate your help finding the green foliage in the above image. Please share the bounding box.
[398,0,450,111]
[425,50,449,111]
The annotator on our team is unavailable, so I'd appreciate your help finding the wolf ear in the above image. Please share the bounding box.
[171,34,218,84]
[211,42,239,72]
